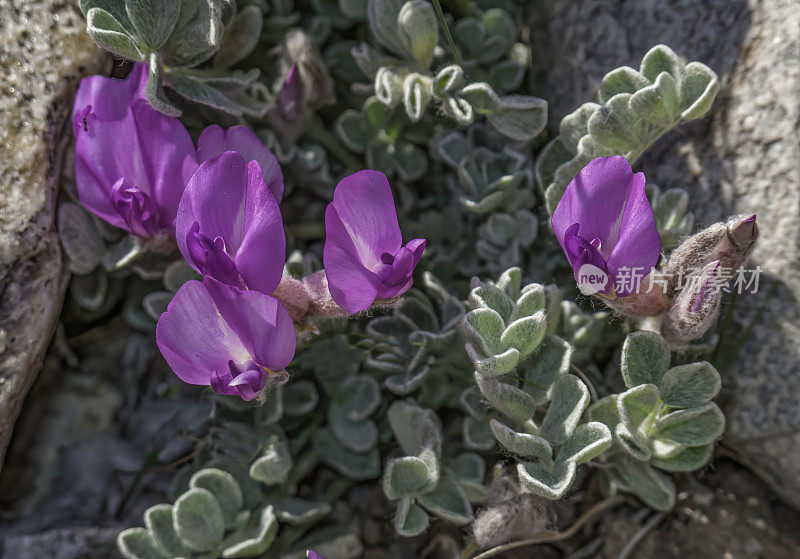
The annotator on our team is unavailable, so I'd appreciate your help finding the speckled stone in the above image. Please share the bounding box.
[0,1,108,471]
[532,0,800,505]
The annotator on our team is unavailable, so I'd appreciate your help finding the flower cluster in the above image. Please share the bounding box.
[73,65,424,400]
[552,156,758,342]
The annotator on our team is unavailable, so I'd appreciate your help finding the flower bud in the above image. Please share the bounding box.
[664,213,758,296]
[397,0,439,68]
[281,29,334,108]
[662,260,724,343]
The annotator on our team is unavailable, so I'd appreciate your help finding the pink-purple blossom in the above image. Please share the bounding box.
[71,62,147,123]
[323,170,425,314]
[175,152,286,295]
[551,156,661,297]
[307,552,323,559]
[73,97,199,238]
[156,278,295,401]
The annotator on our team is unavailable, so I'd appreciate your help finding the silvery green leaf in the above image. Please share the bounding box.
[451,452,485,484]
[144,504,189,558]
[558,422,613,465]
[86,7,146,61]
[384,363,431,395]
[469,283,514,319]
[167,72,242,115]
[393,140,428,182]
[599,66,650,103]
[163,259,198,292]
[621,331,671,388]
[463,307,506,355]
[337,375,380,421]
[144,53,182,116]
[617,383,660,434]
[615,422,652,461]
[651,443,713,472]
[658,361,721,408]
[463,416,495,450]
[249,437,292,485]
[221,506,278,558]
[493,267,522,300]
[312,429,380,480]
[81,0,132,29]
[443,95,474,126]
[540,375,590,445]
[559,103,599,152]
[173,488,225,551]
[475,373,537,425]
[189,468,243,529]
[432,65,465,98]
[283,380,319,416]
[587,395,619,428]
[467,345,519,377]
[488,59,525,93]
[510,284,546,323]
[629,71,679,124]
[487,95,547,141]
[374,67,403,107]
[329,404,378,453]
[270,496,331,525]
[640,44,685,85]
[117,528,163,559]
[500,311,546,359]
[213,5,263,68]
[459,82,501,115]
[536,141,571,202]
[387,400,442,456]
[655,402,725,445]
[610,456,675,511]
[142,291,172,320]
[432,130,469,166]
[490,419,553,470]
[402,73,432,122]
[367,0,406,56]
[517,460,576,500]
[587,93,638,152]
[394,497,429,537]
[523,335,572,405]
[339,0,368,19]
[125,0,180,50]
[335,110,368,152]
[162,0,223,67]
[58,202,104,275]
[544,285,562,335]
[680,61,719,119]
[418,480,473,525]
[383,455,438,499]
[397,0,438,67]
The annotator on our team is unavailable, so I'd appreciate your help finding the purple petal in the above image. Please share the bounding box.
[277,64,301,121]
[74,99,198,235]
[197,124,285,200]
[156,279,296,394]
[177,154,285,294]
[323,201,382,313]
[185,222,243,287]
[204,279,296,371]
[328,170,402,265]
[307,552,323,559]
[605,172,661,295]
[72,63,147,124]
[155,280,249,386]
[551,156,639,259]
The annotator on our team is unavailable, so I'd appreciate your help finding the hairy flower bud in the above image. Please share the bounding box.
[397,0,439,68]
[662,260,724,343]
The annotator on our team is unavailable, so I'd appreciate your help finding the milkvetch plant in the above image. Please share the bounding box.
[56,3,768,557]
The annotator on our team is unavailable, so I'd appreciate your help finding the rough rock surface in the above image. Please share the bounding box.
[0,2,107,471]
[532,0,800,506]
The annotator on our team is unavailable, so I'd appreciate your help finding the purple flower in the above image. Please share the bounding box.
[156,278,296,401]
[197,124,285,201]
[176,152,286,295]
[73,97,199,238]
[551,156,661,297]
[307,552,323,559]
[72,63,147,123]
[323,170,425,314]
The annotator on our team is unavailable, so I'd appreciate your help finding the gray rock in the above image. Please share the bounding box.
[532,0,800,505]
[0,3,108,471]
[0,526,120,559]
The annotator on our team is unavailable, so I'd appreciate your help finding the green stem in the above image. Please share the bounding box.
[431,0,463,67]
